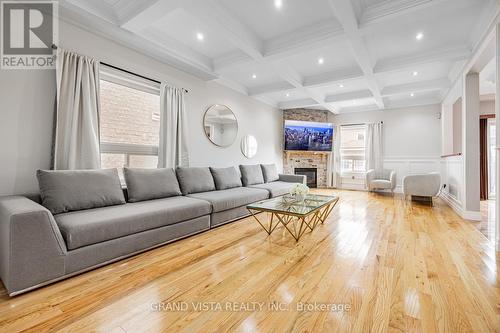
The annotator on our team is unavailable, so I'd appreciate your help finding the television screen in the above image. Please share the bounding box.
[284,120,334,151]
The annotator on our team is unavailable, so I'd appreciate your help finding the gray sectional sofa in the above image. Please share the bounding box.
[0,164,305,296]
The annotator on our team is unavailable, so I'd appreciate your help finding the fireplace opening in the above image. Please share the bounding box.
[294,168,317,188]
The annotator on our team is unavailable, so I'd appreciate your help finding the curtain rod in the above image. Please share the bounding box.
[51,44,188,93]
[340,121,383,127]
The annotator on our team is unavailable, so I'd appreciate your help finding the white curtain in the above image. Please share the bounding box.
[365,122,383,171]
[327,125,341,188]
[158,84,189,168]
[54,48,101,170]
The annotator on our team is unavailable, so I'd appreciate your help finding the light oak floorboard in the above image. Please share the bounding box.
[0,190,498,333]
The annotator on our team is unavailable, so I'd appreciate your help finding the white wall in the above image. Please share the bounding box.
[0,21,282,196]
[328,104,442,191]
[480,100,495,115]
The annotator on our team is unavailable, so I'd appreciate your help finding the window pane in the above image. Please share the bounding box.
[101,153,125,180]
[100,80,160,147]
[129,155,158,169]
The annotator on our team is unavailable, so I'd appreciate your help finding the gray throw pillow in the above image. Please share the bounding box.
[124,168,182,202]
[261,164,279,183]
[176,167,216,195]
[37,169,125,215]
[209,167,242,190]
[239,164,264,186]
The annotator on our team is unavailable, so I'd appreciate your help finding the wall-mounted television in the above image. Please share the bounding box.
[284,120,334,152]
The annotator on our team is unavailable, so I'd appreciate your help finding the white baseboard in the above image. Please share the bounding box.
[439,192,481,221]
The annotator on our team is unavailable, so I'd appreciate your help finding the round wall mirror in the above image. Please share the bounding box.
[241,135,258,158]
[203,104,238,147]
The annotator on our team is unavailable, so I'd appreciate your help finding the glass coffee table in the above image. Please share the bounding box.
[247,194,339,241]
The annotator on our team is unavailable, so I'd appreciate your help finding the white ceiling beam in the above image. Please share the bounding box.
[303,67,364,87]
[328,0,385,109]
[181,0,263,59]
[264,20,344,58]
[359,0,451,27]
[120,0,181,31]
[248,81,295,97]
[58,2,217,80]
[278,98,320,110]
[374,46,471,74]
[325,90,373,103]
[381,78,451,96]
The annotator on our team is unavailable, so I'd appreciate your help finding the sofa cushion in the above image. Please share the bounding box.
[209,166,242,190]
[260,164,279,183]
[176,167,216,195]
[37,169,125,215]
[370,179,392,189]
[239,164,264,186]
[55,196,211,250]
[188,187,269,212]
[249,181,295,198]
[124,168,181,202]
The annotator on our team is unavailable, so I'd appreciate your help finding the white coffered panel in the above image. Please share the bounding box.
[60,0,499,113]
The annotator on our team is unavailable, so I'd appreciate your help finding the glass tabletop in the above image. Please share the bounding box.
[247,194,338,216]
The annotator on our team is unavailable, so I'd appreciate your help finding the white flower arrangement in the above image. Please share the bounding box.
[290,183,309,197]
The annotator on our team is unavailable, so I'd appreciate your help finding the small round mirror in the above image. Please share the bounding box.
[241,135,258,158]
[203,105,238,147]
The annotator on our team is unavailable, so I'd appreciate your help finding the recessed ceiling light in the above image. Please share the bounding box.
[416,32,424,41]
[318,57,324,65]
[251,73,257,79]
[274,0,283,9]
[285,92,290,97]
[412,71,418,76]
[339,84,344,88]
[196,32,204,41]
[410,92,415,97]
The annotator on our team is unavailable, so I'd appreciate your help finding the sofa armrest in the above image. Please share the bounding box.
[278,174,306,184]
[0,196,66,295]
[389,171,396,190]
[365,169,375,189]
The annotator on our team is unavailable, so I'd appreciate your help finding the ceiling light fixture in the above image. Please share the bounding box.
[318,57,324,65]
[416,32,424,41]
[410,93,415,97]
[252,74,257,79]
[274,0,283,9]
[285,92,290,97]
[339,84,344,88]
[412,71,418,76]
[196,32,204,41]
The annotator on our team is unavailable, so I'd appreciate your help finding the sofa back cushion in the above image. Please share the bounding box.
[124,168,182,202]
[239,164,264,186]
[260,164,279,183]
[37,169,125,215]
[176,167,216,195]
[209,167,242,190]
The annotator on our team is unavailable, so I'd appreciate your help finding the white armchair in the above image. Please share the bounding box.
[366,169,396,193]
[403,173,441,203]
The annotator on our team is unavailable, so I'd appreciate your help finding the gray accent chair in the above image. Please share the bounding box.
[403,173,441,204]
[0,163,304,296]
[366,169,396,193]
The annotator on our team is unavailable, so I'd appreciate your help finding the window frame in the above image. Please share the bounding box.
[99,65,161,169]
[339,124,367,174]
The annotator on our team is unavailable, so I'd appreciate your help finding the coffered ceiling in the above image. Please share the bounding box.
[59,0,498,113]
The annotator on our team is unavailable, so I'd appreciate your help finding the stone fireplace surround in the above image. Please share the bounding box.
[283,108,330,188]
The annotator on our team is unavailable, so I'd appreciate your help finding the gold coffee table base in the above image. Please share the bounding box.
[248,199,338,241]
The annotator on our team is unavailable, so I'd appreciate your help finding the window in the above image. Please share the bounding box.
[340,125,366,173]
[99,66,161,178]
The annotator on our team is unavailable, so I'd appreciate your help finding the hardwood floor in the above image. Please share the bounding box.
[0,190,498,332]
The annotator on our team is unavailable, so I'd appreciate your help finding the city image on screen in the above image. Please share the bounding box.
[284,120,334,151]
